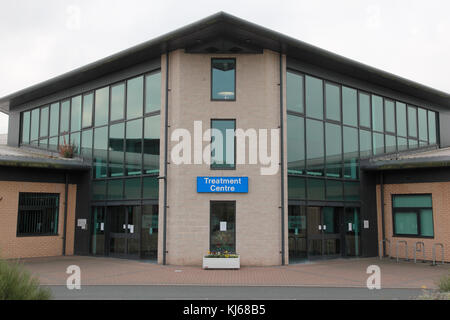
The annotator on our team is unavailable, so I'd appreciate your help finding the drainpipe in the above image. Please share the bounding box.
[62,172,68,256]
[380,172,386,257]
[162,52,170,265]
[279,53,286,265]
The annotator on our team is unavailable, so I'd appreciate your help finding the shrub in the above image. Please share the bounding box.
[58,136,77,159]
[438,274,450,293]
[0,259,51,300]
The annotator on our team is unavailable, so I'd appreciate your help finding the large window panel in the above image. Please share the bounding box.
[392,194,434,237]
[428,111,437,145]
[94,126,108,178]
[306,119,324,176]
[126,119,143,176]
[127,76,144,119]
[326,179,343,201]
[211,59,236,101]
[359,92,371,128]
[286,71,304,113]
[30,108,40,142]
[145,71,161,113]
[22,111,30,144]
[144,115,161,174]
[373,133,384,155]
[39,106,49,138]
[143,177,159,199]
[305,76,323,120]
[407,105,417,138]
[396,102,407,137]
[70,132,80,154]
[397,137,408,152]
[325,83,340,122]
[60,100,70,134]
[325,123,342,178]
[82,93,93,128]
[211,120,235,169]
[95,87,109,127]
[385,134,396,154]
[71,95,82,132]
[385,100,396,134]
[307,178,325,200]
[124,177,142,199]
[288,176,306,199]
[287,115,305,174]
[343,126,358,179]
[109,123,125,177]
[49,103,59,137]
[371,95,384,132]
[342,86,357,126]
[111,83,125,122]
[418,108,428,142]
[17,193,59,236]
[81,129,93,158]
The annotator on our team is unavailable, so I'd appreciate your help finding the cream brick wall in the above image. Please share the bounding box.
[377,182,450,262]
[158,50,286,266]
[0,181,77,259]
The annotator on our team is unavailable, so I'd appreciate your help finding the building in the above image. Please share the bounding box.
[0,12,449,265]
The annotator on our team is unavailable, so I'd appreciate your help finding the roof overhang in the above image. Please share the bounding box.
[361,156,450,171]
[1,11,450,113]
[0,155,91,170]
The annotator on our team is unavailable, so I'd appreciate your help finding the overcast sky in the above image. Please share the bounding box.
[1,0,449,134]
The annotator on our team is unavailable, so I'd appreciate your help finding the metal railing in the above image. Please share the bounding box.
[432,243,445,266]
[379,239,391,259]
[396,240,409,262]
[413,241,425,263]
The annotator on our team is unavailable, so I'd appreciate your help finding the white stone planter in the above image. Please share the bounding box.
[202,255,240,269]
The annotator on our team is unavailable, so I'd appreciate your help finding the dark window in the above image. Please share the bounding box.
[305,75,324,120]
[385,100,395,134]
[82,94,93,128]
[17,193,59,236]
[396,102,407,137]
[287,71,304,113]
[287,115,305,174]
[211,120,235,169]
[145,71,161,113]
[144,115,160,174]
[306,119,324,176]
[211,58,236,100]
[49,103,60,137]
[392,194,434,237]
[342,86,357,126]
[325,123,342,178]
[371,95,383,132]
[359,92,371,128]
[325,83,341,122]
[71,95,82,132]
[407,105,417,138]
[210,201,236,253]
[60,100,70,134]
[418,108,428,142]
[111,83,125,122]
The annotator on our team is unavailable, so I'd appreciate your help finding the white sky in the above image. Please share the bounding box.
[1,0,450,134]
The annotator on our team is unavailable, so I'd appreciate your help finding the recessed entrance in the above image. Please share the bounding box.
[288,205,360,263]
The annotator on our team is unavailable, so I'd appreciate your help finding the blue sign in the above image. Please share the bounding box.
[197,177,249,193]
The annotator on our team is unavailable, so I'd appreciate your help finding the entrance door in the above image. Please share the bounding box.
[344,207,361,257]
[288,205,307,262]
[307,207,343,259]
[108,206,140,259]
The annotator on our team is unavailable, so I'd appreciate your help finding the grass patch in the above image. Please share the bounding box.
[0,259,51,300]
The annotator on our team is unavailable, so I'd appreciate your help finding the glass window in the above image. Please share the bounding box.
[342,86,357,126]
[22,111,30,144]
[325,123,342,178]
[30,108,40,141]
[288,176,306,199]
[39,106,49,138]
[107,180,123,200]
[48,137,58,151]
[408,105,417,138]
[408,139,418,149]
[418,108,428,142]
[371,95,384,132]
[343,126,358,179]
[306,119,324,176]
[127,76,144,119]
[287,115,305,175]
[428,111,437,145]
[126,119,143,175]
[385,100,395,134]
[359,129,371,159]
[211,120,235,169]
[344,181,360,201]
[81,129,92,158]
[211,58,236,100]
[373,133,384,155]
[95,87,109,127]
[111,83,125,122]
[392,194,434,237]
[17,193,59,236]
[396,102,407,137]
[124,178,141,199]
[326,180,343,201]
[70,132,80,154]
[210,201,236,253]
[286,71,304,113]
[109,123,125,177]
[93,126,108,178]
[71,95,82,132]
[39,138,48,149]
[49,103,59,137]
[359,92,371,128]
[60,100,70,134]
[325,83,341,122]
[385,134,396,153]
[144,115,160,174]
[305,75,323,120]
[92,180,107,200]
[307,178,325,200]
[397,137,408,151]
[145,71,161,113]
[82,93,93,128]
[143,177,159,199]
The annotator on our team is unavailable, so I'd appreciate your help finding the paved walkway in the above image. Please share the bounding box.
[17,256,450,289]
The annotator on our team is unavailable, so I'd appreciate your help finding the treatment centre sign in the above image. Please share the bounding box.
[197,177,249,193]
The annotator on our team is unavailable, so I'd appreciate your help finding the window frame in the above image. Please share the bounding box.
[391,194,434,239]
[211,58,237,102]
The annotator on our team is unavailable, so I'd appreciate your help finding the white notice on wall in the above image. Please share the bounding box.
[77,219,87,230]
[364,220,369,229]
[348,223,353,231]
[220,221,227,231]
[100,223,104,231]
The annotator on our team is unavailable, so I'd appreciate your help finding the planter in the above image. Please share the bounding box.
[202,255,240,269]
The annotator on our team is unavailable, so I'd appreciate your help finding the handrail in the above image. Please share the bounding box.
[413,241,425,263]
[379,239,391,259]
[432,243,445,266]
[396,240,409,262]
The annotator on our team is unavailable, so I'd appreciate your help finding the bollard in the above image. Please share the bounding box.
[414,241,425,263]
[432,243,444,266]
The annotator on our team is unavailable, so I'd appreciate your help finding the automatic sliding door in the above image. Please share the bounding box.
[344,207,361,257]
[307,207,323,257]
[109,207,127,256]
[322,207,342,257]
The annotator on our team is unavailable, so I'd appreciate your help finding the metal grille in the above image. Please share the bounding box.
[17,193,59,236]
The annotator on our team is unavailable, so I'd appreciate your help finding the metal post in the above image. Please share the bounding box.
[396,240,408,262]
[432,243,444,266]
[414,241,425,263]
[379,239,391,259]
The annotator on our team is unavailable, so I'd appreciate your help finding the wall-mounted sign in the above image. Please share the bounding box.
[197,177,249,193]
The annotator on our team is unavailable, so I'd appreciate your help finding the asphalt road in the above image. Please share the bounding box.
[47,285,424,300]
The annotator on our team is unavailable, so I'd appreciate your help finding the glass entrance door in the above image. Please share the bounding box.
[288,205,307,262]
[344,207,361,257]
[108,206,140,259]
[141,205,159,260]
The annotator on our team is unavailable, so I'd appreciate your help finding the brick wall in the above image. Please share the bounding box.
[0,181,77,259]
[377,182,450,262]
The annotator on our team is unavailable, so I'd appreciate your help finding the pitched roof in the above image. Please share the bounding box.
[1,11,449,113]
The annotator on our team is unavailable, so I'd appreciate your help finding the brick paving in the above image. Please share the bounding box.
[17,256,450,289]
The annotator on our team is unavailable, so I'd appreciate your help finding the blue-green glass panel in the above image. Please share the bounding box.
[373,133,384,155]
[396,102,407,137]
[344,181,360,201]
[418,108,428,142]
[60,100,70,134]
[71,95,82,132]
[359,92,371,128]
[343,126,358,179]
[420,209,434,237]
[288,176,306,200]
[48,137,58,151]
[287,115,304,175]
[397,137,408,151]
[144,115,160,174]
[385,100,395,133]
[92,180,107,200]
[127,76,144,119]
[95,87,109,127]
[49,103,59,137]
[306,119,324,176]
[372,95,383,132]
[39,106,49,138]
[39,138,48,149]
[305,76,323,120]
[428,111,437,145]
[408,105,417,138]
[81,129,92,158]
[359,129,371,159]
[107,179,123,200]
[211,120,235,169]
[126,119,143,175]
[124,178,141,199]
[30,108,39,141]
[22,111,30,144]
[307,178,325,200]
[326,180,343,201]
[385,134,396,153]
[393,195,432,208]
[94,126,108,178]
[326,123,342,178]
[145,71,161,113]
[212,59,235,100]
[408,139,418,149]
[110,83,125,122]
[394,212,418,235]
[143,177,159,199]
[342,86,357,126]
[70,132,80,154]
[82,93,93,128]
[325,83,340,122]
[109,122,124,177]
[286,71,304,113]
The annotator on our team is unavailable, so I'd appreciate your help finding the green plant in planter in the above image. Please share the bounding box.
[58,136,78,159]
[205,251,239,258]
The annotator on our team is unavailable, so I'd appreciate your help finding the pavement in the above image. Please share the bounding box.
[14,256,450,299]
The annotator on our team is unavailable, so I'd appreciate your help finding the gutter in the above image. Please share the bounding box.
[279,53,285,265]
